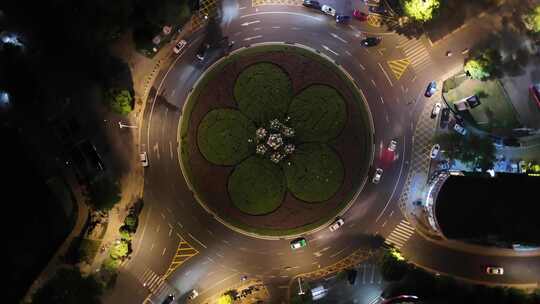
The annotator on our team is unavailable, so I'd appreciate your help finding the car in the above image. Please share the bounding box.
[162,294,175,304]
[196,43,210,61]
[368,5,387,14]
[329,218,345,231]
[440,108,450,128]
[188,289,199,300]
[302,0,321,9]
[173,39,187,54]
[321,5,336,16]
[140,152,149,167]
[430,144,441,159]
[453,123,468,135]
[361,37,381,47]
[387,139,397,152]
[290,238,308,250]
[425,81,437,97]
[353,9,368,21]
[485,266,504,275]
[336,15,351,23]
[431,103,441,119]
[372,168,383,184]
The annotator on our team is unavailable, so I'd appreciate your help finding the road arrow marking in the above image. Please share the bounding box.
[330,32,348,43]
[322,45,339,56]
[241,20,260,26]
[244,35,262,41]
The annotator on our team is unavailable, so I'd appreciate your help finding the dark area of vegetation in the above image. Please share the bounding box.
[32,267,103,304]
[436,174,540,246]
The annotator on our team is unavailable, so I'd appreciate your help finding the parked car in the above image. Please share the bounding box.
[196,43,210,61]
[430,144,440,159]
[431,103,441,119]
[162,294,175,304]
[302,0,321,9]
[387,139,397,152]
[372,168,383,184]
[425,81,437,97]
[290,238,308,250]
[368,5,387,14]
[321,5,336,16]
[140,152,149,167]
[361,37,381,47]
[173,39,187,54]
[485,266,504,275]
[353,9,368,21]
[440,108,450,128]
[453,123,468,135]
[188,290,199,300]
[336,15,351,23]
[329,218,345,232]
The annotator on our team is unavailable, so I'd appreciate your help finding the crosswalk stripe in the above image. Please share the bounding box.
[397,224,415,233]
[390,231,411,240]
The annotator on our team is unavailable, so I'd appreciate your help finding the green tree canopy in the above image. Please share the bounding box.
[523,5,540,33]
[218,294,234,304]
[106,88,133,115]
[434,132,496,171]
[379,248,409,281]
[32,268,103,304]
[400,0,441,22]
[464,49,500,80]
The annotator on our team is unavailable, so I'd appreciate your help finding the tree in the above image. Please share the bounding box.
[378,248,409,281]
[523,5,540,33]
[106,88,133,115]
[400,0,441,22]
[32,267,102,304]
[464,49,499,80]
[110,240,130,260]
[88,178,121,211]
[434,132,495,171]
[218,294,234,304]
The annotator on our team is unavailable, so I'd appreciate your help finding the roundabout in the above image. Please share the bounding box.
[179,44,373,236]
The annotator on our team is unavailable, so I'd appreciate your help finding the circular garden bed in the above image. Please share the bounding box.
[179,44,373,236]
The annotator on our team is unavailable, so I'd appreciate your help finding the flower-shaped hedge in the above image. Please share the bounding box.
[197,62,347,215]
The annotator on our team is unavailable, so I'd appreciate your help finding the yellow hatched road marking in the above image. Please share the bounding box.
[164,236,199,278]
[387,58,410,80]
[367,14,382,27]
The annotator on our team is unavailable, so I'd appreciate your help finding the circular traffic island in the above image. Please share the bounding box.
[179,44,373,237]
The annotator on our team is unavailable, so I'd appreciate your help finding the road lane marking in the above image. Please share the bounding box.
[330,32,348,43]
[188,232,208,248]
[161,212,166,219]
[371,79,377,87]
[322,45,339,56]
[358,63,365,70]
[241,20,260,26]
[156,225,160,233]
[153,142,160,160]
[240,11,323,21]
[329,247,348,258]
[244,35,262,41]
[380,96,384,104]
[378,62,394,87]
[162,247,167,256]
[345,50,352,56]
[169,141,174,160]
[272,26,280,29]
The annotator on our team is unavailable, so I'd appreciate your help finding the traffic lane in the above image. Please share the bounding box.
[404,234,540,284]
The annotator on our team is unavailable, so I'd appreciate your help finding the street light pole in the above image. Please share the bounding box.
[118,122,138,129]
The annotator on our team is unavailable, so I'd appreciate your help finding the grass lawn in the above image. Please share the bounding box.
[234,62,293,125]
[288,85,346,142]
[78,238,101,264]
[444,79,520,132]
[284,143,344,202]
[228,156,286,215]
[197,109,256,165]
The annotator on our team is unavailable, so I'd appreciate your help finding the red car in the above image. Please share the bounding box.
[530,84,540,108]
[353,9,368,21]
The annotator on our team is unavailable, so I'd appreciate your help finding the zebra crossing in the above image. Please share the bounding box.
[137,267,177,300]
[384,220,415,249]
[396,36,434,74]
[356,263,384,285]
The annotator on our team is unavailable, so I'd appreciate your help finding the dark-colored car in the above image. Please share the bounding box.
[425,81,437,97]
[302,0,321,9]
[162,294,175,304]
[347,269,357,285]
[369,5,387,14]
[361,37,381,47]
[336,15,351,23]
[440,108,450,128]
[196,43,210,61]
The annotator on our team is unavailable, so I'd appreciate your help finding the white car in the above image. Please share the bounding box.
[387,139,397,152]
[329,218,345,232]
[140,152,149,167]
[173,39,187,54]
[453,123,468,135]
[188,289,199,300]
[430,144,440,159]
[372,168,383,184]
[431,103,441,119]
[321,5,336,16]
[485,266,504,275]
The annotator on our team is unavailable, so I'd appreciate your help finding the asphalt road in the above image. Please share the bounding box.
[113,1,540,303]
